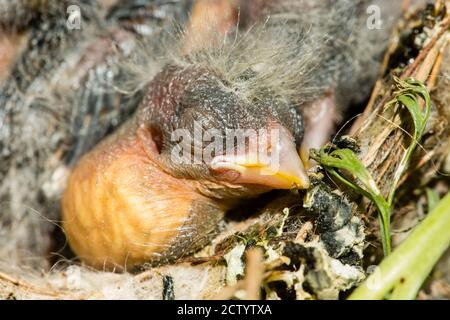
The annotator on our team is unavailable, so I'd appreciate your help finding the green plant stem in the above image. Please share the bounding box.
[325,166,391,256]
[348,192,450,300]
[377,204,391,257]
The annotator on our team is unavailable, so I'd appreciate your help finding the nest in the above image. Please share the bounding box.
[0,1,449,300]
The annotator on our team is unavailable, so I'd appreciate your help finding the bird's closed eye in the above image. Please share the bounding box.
[149,126,164,154]
[137,125,164,157]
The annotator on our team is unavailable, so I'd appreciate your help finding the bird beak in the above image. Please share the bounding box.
[210,125,310,190]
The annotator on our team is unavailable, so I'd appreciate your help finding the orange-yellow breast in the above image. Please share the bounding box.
[62,135,201,270]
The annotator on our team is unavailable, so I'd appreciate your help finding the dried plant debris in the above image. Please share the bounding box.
[304,180,365,263]
[283,242,364,300]
[0,0,448,300]
[344,1,450,299]
[0,185,366,300]
[194,186,366,300]
[0,263,227,300]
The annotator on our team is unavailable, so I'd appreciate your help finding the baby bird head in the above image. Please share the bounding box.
[134,64,310,198]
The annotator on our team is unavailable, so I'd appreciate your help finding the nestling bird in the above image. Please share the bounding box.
[62,0,402,270]
[0,0,192,267]
[0,0,402,270]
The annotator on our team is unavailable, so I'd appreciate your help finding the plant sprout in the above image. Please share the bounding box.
[311,77,431,257]
[311,77,450,299]
[311,77,449,299]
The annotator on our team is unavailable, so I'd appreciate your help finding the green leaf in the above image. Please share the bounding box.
[311,148,391,255]
[349,192,450,300]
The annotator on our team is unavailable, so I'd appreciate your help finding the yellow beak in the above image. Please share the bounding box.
[210,125,310,190]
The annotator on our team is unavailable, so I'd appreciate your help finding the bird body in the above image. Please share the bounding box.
[62,121,225,269]
[0,0,192,266]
